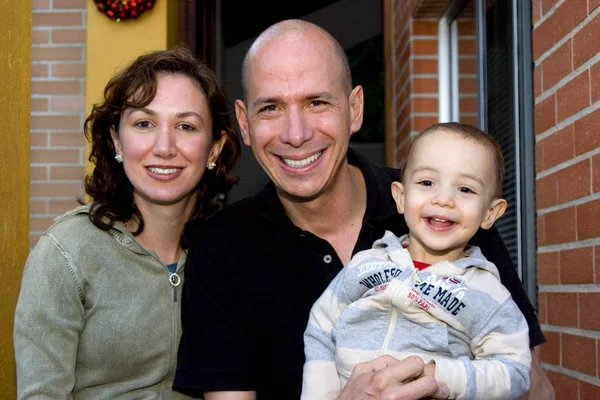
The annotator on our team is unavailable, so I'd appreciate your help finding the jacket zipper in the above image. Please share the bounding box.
[169,272,180,302]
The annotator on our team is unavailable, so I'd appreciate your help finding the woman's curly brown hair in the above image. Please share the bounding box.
[84,44,241,235]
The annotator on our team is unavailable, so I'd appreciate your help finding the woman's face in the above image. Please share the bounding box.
[112,73,226,212]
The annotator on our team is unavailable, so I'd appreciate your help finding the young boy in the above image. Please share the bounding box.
[301,122,531,400]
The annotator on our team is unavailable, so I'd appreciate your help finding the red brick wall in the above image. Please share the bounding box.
[30,0,87,247]
[533,0,600,397]
[456,19,477,125]
[391,0,440,166]
[390,2,476,166]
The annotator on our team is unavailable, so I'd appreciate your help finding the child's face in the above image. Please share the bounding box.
[391,130,507,264]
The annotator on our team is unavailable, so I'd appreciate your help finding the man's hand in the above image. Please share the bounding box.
[519,347,555,400]
[337,355,448,400]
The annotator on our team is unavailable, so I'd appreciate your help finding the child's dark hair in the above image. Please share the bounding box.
[400,122,505,198]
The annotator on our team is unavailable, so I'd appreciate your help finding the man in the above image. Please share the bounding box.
[174,19,553,400]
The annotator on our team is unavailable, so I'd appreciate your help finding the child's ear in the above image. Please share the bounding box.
[480,198,507,230]
[391,182,406,214]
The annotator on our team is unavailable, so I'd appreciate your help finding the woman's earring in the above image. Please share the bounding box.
[207,161,216,170]
[115,154,123,163]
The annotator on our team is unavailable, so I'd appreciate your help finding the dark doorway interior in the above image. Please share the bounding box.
[186,0,384,204]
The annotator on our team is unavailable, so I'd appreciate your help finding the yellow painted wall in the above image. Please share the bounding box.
[86,0,179,172]
[0,0,31,393]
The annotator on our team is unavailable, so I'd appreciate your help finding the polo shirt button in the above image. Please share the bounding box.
[323,255,332,263]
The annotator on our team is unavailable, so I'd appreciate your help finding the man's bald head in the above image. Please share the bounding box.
[240,19,352,100]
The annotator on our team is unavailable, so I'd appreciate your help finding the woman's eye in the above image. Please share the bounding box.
[179,123,195,131]
[135,120,152,128]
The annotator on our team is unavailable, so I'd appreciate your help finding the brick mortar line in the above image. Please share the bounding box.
[30,112,84,116]
[535,52,600,105]
[541,324,600,339]
[30,147,86,152]
[31,158,86,163]
[411,55,439,60]
[393,34,410,57]
[411,93,440,98]
[395,131,419,153]
[538,284,600,293]
[33,25,86,30]
[406,92,443,96]
[535,146,600,178]
[31,25,86,33]
[392,65,410,104]
[394,33,411,57]
[30,195,85,200]
[30,214,80,219]
[30,176,85,179]
[397,93,411,112]
[531,0,564,29]
[47,27,86,30]
[32,9,87,13]
[534,101,600,142]
[30,129,84,133]
[409,54,476,60]
[33,59,85,64]
[411,112,438,116]
[541,363,600,386]
[538,237,600,252]
[31,78,85,82]
[536,190,600,215]
[31,182,85,185]
[32,43,85,48]
[532,0,599,46]
[411,73,438,78]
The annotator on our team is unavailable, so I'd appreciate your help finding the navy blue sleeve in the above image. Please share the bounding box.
[470,225,546,348]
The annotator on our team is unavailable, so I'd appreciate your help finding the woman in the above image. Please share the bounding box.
[13,45,240,398]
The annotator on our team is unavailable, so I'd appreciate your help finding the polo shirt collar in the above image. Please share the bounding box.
[257,147,399,226]
[346,147,398,222]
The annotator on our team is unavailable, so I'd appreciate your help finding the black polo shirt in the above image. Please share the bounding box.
[174,148,545,399]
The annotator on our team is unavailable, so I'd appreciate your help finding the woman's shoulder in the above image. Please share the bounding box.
[40,204,115,247]
[44,204,94,232]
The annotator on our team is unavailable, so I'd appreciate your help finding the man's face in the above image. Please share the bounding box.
[235,35,363,202]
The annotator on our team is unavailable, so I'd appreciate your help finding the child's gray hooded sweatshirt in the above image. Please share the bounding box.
[302,231,531,400]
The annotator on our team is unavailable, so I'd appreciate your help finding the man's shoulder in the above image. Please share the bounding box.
[185,192,266,241]
[214,194,264,223]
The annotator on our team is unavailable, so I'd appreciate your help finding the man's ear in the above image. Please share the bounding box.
[235,99,251,147]
[390,181,405,214]
[110,126,122,154]
[480,198,507,230]
[349,85,364,136]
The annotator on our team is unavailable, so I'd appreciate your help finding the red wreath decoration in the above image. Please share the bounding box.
[94,0,156,22]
